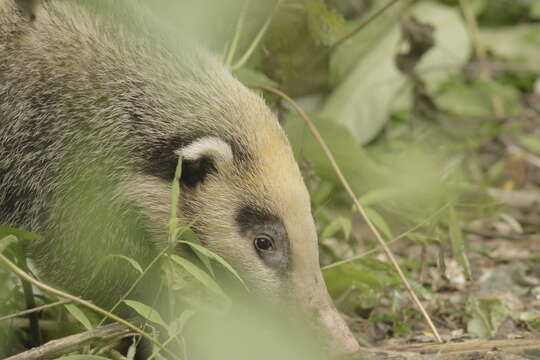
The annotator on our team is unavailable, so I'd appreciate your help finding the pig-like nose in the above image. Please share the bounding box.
[319,305,361,357]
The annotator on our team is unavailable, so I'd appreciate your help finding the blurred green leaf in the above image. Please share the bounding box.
[321,216,352,240]
[124,299,168,329]
[169,309,196,337]
[285,114,380,192]
[0,227,39,241]
[181,228,215,278]
[363,207,393,240]
[90,254,143,282]
[467,298,509,337]
[234,68,278,88]
[479,24,540,72]
[306,1,346,46]
[178,240,247,290]
[170,255,226,298]
[437,78,521,118]
[358,187,403,207]
[324,258,400,298]
[65,304,93,331]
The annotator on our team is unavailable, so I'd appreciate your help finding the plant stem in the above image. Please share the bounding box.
[231,0,284,71]
[225,0,251,68]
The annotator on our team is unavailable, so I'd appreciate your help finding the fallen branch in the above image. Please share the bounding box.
[4,322,131,360]
[385,337,540,359]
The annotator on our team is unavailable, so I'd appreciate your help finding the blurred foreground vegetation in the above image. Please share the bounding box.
[1,0,540,359]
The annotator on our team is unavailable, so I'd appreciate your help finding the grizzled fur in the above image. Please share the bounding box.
[0,1,359,353]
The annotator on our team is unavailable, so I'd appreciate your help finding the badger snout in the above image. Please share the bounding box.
[317,304,361,356]
[294,269,360,357]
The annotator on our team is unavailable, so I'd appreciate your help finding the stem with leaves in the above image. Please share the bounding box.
[0,251,180,360]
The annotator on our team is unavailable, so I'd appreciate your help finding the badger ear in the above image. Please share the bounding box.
[15,0,38,21]
[178,137,233,188]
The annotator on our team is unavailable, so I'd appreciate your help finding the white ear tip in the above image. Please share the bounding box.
[179,136,233,162]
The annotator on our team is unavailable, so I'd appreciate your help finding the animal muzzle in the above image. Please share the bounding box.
[309,291,360,357]
[293,268,360,357]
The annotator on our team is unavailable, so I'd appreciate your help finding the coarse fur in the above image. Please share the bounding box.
[0,0,359,354]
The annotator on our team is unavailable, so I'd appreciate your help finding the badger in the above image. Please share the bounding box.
[0,0,360,355]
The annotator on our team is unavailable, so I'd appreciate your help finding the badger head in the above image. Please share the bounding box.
[119,69,360,355]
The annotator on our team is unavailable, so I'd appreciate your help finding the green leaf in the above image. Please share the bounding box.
[358,187,403,207]
[64,304,93,331]
[124,300,168,329]
[180,229,214,277]
[0,227,40,241]
[321,217,351,240]
[178,240,247,290]
[467,298,509,338]
[90,254,143,281]
[363,207,393,240]
[437,78,521,117]
[479,24,540,72]
[169,255,226,297]
[0,235,18,254]
[306,1,346,46]
[285,114,379,194]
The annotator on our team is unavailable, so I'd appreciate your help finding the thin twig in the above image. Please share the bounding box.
[0,299,71,322]
[0,252,180,360]
[329,0,402,51]
[322,202,451,270]
[255,85,443,344]
[225,0,251,67]
[231,0,284,71]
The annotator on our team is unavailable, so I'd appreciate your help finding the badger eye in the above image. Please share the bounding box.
[254,234,274,252]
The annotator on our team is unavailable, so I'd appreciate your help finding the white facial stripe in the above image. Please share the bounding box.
[178,136,233,162]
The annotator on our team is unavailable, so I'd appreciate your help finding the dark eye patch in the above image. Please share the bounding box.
[236,205,290,271]
[236,206,280,235]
